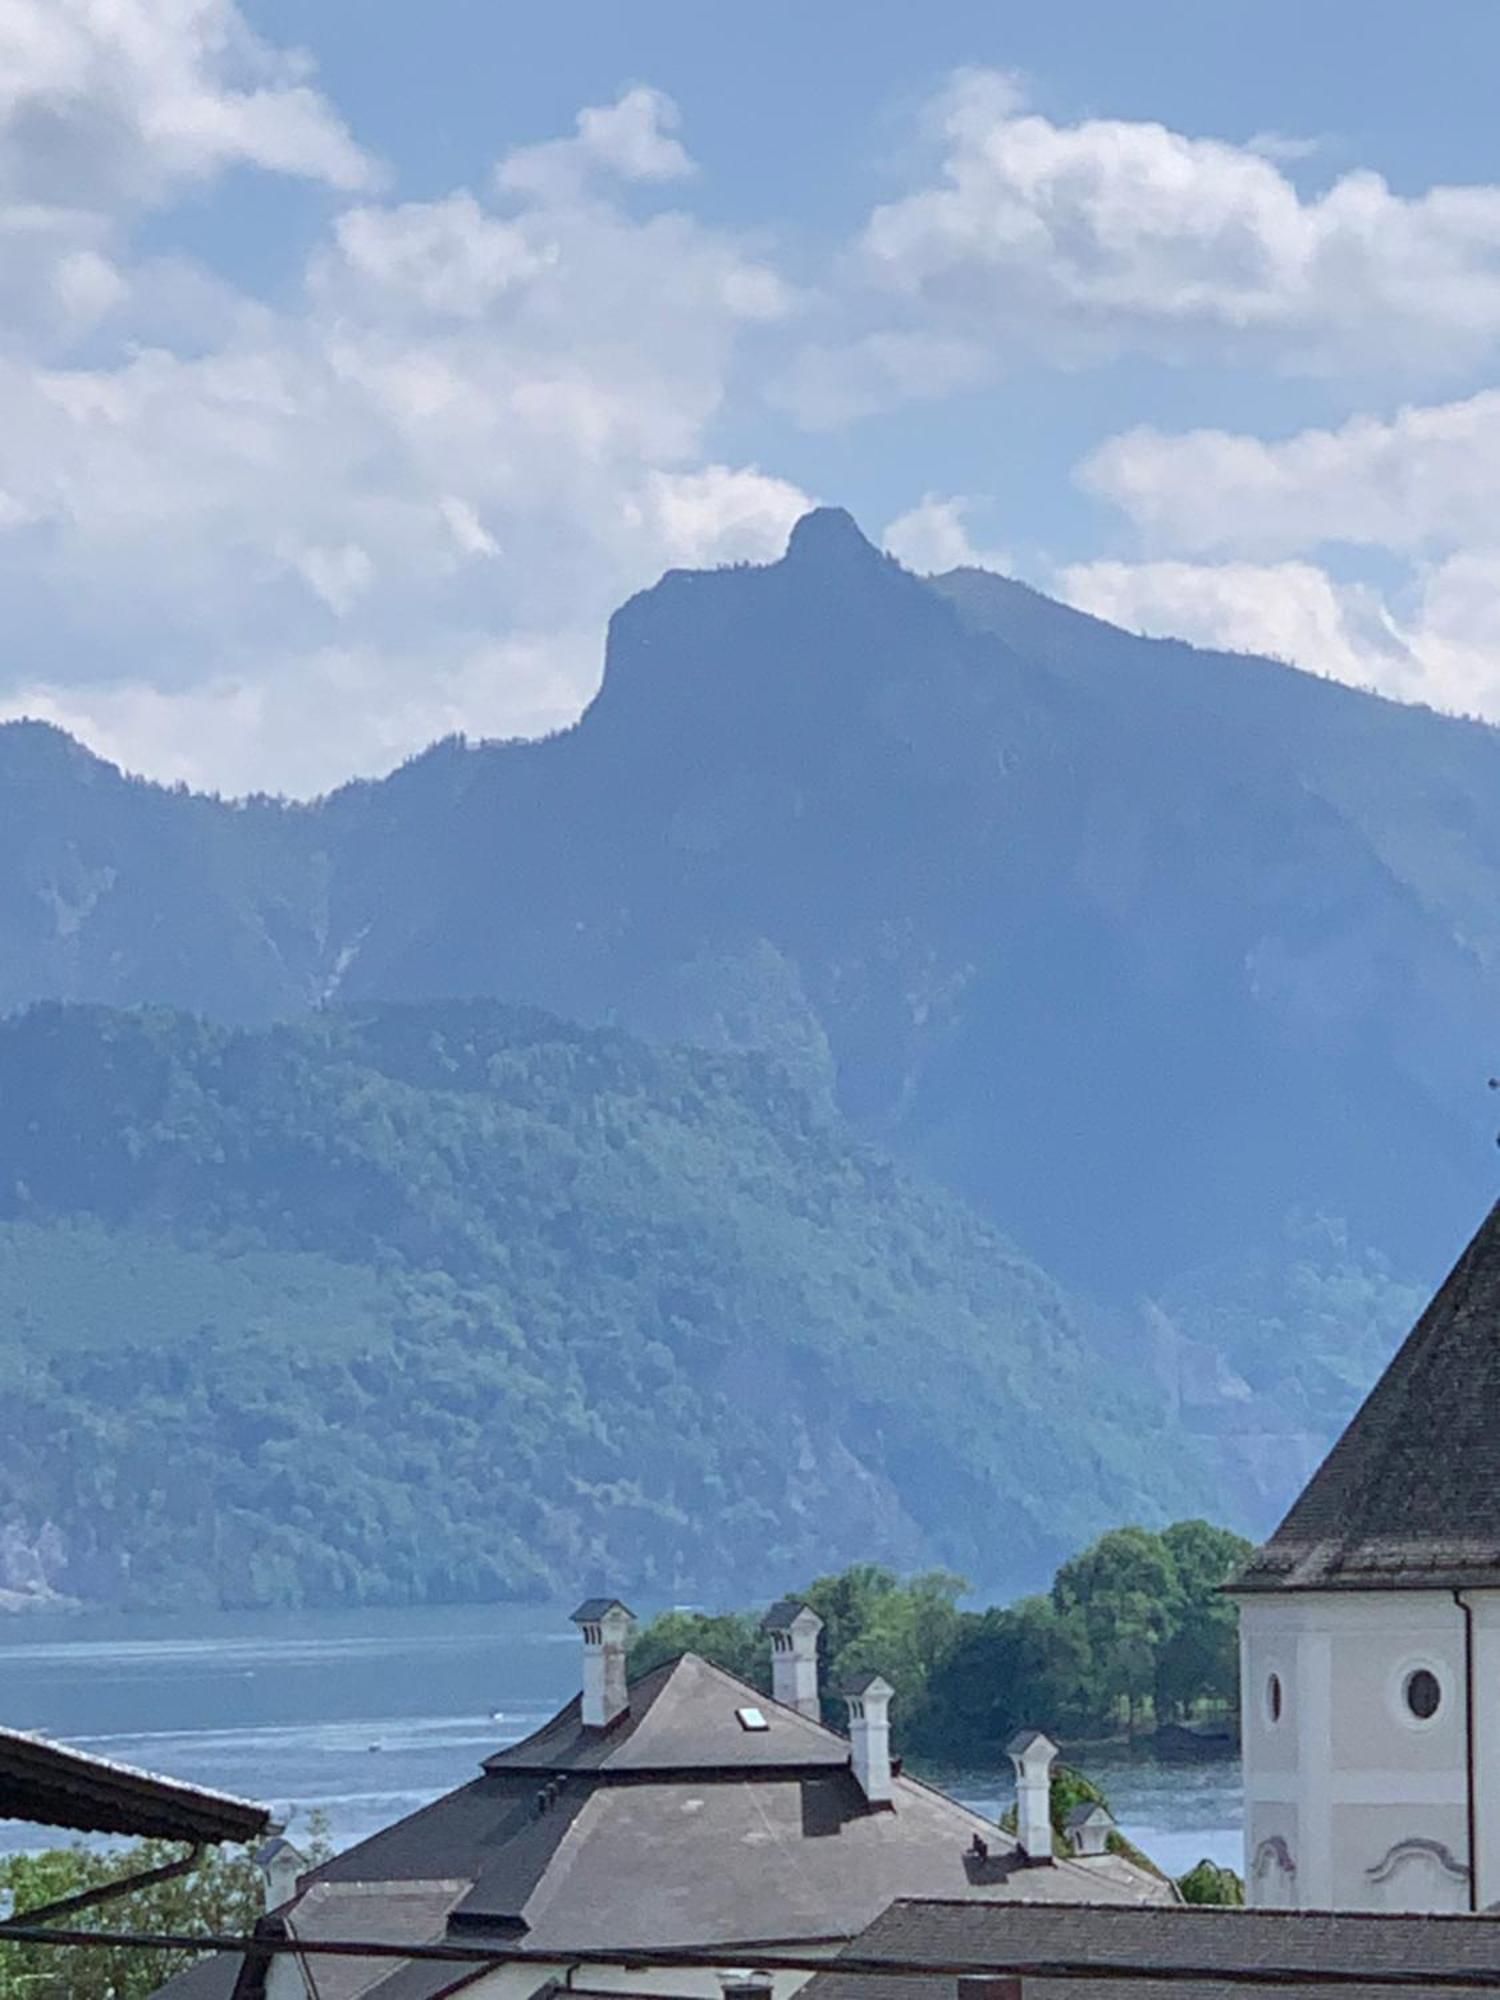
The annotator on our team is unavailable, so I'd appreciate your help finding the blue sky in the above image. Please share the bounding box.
[7,1,1500,792]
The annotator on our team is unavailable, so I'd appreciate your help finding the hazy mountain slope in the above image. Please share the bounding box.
[319,512,1498,1296]
[0,721,324,1022]
[2,508,1496,1534]
[0,1000,1207,1611]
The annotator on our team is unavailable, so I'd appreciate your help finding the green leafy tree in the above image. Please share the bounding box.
[629,1524,1250,1761]
[1154,1521,1254,1720]
[1053,1527,1185,1729]
[0,1841,262,2000]
[629,1611,766,1688]
[810,1568,966,1723]
[1177,1858,1246,1905]
[912,1594,1094,1756]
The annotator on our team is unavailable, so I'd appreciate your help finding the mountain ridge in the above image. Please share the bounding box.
[2,507,1495,1545]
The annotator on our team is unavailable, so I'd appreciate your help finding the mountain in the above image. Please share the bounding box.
[2,506,1496,1534]
[0,999,1208,1611]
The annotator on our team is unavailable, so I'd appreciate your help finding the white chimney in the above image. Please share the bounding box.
[1065,1801,1115,1858]
[572,1597,634,1730]
[1006,1728,1058,1863]
[840,1673,895,1807]
[718,1973,774,2000]
[253,1833,305,1911]
[762,1598,823,1721]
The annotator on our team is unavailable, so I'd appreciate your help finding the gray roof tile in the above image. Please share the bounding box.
[800,1897,1500,2000]
[485,1653,853,1773]
[1235,1200,1500,1593]
[0,1722,267,1843]
[761,1599,820,1632]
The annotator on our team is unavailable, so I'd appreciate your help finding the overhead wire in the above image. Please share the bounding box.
[1,1923,1500,1989]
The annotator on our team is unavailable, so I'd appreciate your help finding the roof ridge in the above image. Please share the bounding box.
[1233,1198,1500,1594]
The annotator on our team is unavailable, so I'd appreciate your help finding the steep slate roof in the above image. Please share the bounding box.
[319,1655,1170,1946]
[0,1721,268,1843]
[1064,1804,1113,1830]
[1233,1199,1500,1592]
[761,1598,819,1631]
[157,1649,1171,1998]
[482,1652,852,1772]
[799,1897,1500,2000]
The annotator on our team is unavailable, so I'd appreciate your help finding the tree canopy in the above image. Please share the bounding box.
[631,1520,1254,1757]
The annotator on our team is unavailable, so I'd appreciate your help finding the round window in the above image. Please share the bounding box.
[1266,1672,1283,1723]
[1405,1668,1442,1720]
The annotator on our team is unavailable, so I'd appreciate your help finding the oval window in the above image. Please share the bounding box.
[1266,1672,1283,1723]
[1405,1668,1442,1721]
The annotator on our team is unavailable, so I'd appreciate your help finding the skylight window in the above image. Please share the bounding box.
[736,1706,770,1732]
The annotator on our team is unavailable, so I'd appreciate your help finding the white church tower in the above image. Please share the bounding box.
[1230,1201,1500,1913]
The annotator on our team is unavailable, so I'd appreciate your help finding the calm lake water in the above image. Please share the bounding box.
[0,1605,1242,1879]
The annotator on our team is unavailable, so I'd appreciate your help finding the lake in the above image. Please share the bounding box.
[0,1604,1243,1880]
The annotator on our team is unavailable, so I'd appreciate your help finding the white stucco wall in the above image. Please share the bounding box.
[1237,1591,1490,1912]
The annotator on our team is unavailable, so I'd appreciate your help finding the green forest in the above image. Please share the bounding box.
[0,1000,1218,1612]
[631,1520,1254,1758]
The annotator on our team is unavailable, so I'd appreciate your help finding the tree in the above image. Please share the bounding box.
[1154,1520,1253,1720]
[0,1840,262,2000]
[1177,1858,1245,1905]
[629,1610,766,1688]
[914,1595,1093,1756]
[812,1569,966,1723]
[1052,1527,1184,1729]
[0,1818,330,2000]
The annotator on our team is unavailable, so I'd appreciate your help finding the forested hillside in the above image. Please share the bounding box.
[0,508,1490,1536]
[0,1001,1213,1611]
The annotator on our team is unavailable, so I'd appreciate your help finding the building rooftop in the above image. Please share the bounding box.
[798,1896,1500,2000]
[485,1651,852,1773]
[571,1598,633,1624]
[1233,1197,1500,1593]
[761,1598,820,1632]
[0,1720,268,1844]
[155,1649,1171,1998]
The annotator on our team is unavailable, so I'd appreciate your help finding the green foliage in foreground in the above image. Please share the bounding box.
[0,1840,263,1999]
[632,1520,1254,1759]
[0,999,1217,1612]
[1178,1858,1246,1905]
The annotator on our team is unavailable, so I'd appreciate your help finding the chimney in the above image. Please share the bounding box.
[840,1672,895,1807]
[1065,1801,1115,1858]
[1006,1729,1058,1863]
[761,1598,823,1721]
[718,1974,774,2000]
[252,1832,305,1912]
[572,1597,634,1730]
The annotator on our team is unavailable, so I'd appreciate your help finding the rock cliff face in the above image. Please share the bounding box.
[0,1518,76,1611]
[0,509,1492,1540]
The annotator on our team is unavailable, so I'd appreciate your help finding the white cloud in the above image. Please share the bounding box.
[1245,131,1323,164]
[0,0,372,208]
[639,465,811,569]
[1070,385,1500,724]
[498,86,694,202]
[775,67,1500,418]
[326,195,544,319]
[0,43,809,796]
[1057,552,1500,725]
[1059,558,1408,684]
[883,494,1011,574]
[0,628,591,797]
[1080,392,1500,556]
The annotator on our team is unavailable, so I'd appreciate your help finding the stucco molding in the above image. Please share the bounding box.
[1251,1836,1296,1882]
[1366,1837,1470,1886]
